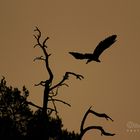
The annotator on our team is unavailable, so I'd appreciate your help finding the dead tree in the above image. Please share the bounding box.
[79,106,115,139]
[33,27,84,118]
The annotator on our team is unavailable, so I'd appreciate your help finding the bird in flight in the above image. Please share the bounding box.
[69,35,117,63]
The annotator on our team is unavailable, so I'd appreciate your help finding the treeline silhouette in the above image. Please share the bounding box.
[0,77,79,139]
[0,27,115,139]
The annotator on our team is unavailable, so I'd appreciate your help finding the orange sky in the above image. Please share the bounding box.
[0,0,140,139]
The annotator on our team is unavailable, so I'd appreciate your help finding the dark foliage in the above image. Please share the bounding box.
[27,109,79,139]
[0,77,32,136]
[0,77,80,139]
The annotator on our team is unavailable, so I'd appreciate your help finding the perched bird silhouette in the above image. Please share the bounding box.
[69,35,117,63]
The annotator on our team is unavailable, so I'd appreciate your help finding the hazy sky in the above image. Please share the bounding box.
[0,0,140,139]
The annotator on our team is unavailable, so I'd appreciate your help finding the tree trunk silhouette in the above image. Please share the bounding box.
[33,27,84,139]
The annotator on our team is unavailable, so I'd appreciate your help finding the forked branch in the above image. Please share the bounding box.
[34,26,53,83]
[34,26,49,48]
[50,72,84,91]
[79,106,115,139]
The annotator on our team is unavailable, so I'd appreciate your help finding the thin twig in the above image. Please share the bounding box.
[33,56,45,61]
[26,101,42,109]
[49,98,71,107]
[34,81,46,86]
[49,96,59,118]
[49,83,69,97]
[66,72,84,80]
[43,37,49,47]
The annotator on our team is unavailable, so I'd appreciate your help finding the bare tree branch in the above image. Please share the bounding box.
[89,108,114,121]
[34,81,46,86]
[60,83,69,87]
[33,56,45,61]
[79,125,115,139]
[25,101,56,116]
[80,106,115,139]
[49,96,59,118]
[80,106,91,132]
[33,34,39,41]
[33,43,40,48]
[34,26,41,38]
[43,37,49,47]
[36,33,53,83]
[26,101,42,110]
[49,98,71,107]
[48,96,71,118]
[49,83,69,98]
[66,72,84,80]
[33,27,41,47]
[50,72,84,91]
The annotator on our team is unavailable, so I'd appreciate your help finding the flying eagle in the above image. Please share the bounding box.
[69,35,117,63]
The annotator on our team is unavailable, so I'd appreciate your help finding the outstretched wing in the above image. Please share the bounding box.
[93,35,117,59]
[69,52,91,60]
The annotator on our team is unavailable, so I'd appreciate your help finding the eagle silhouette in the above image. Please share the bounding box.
[69,35,117,63]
